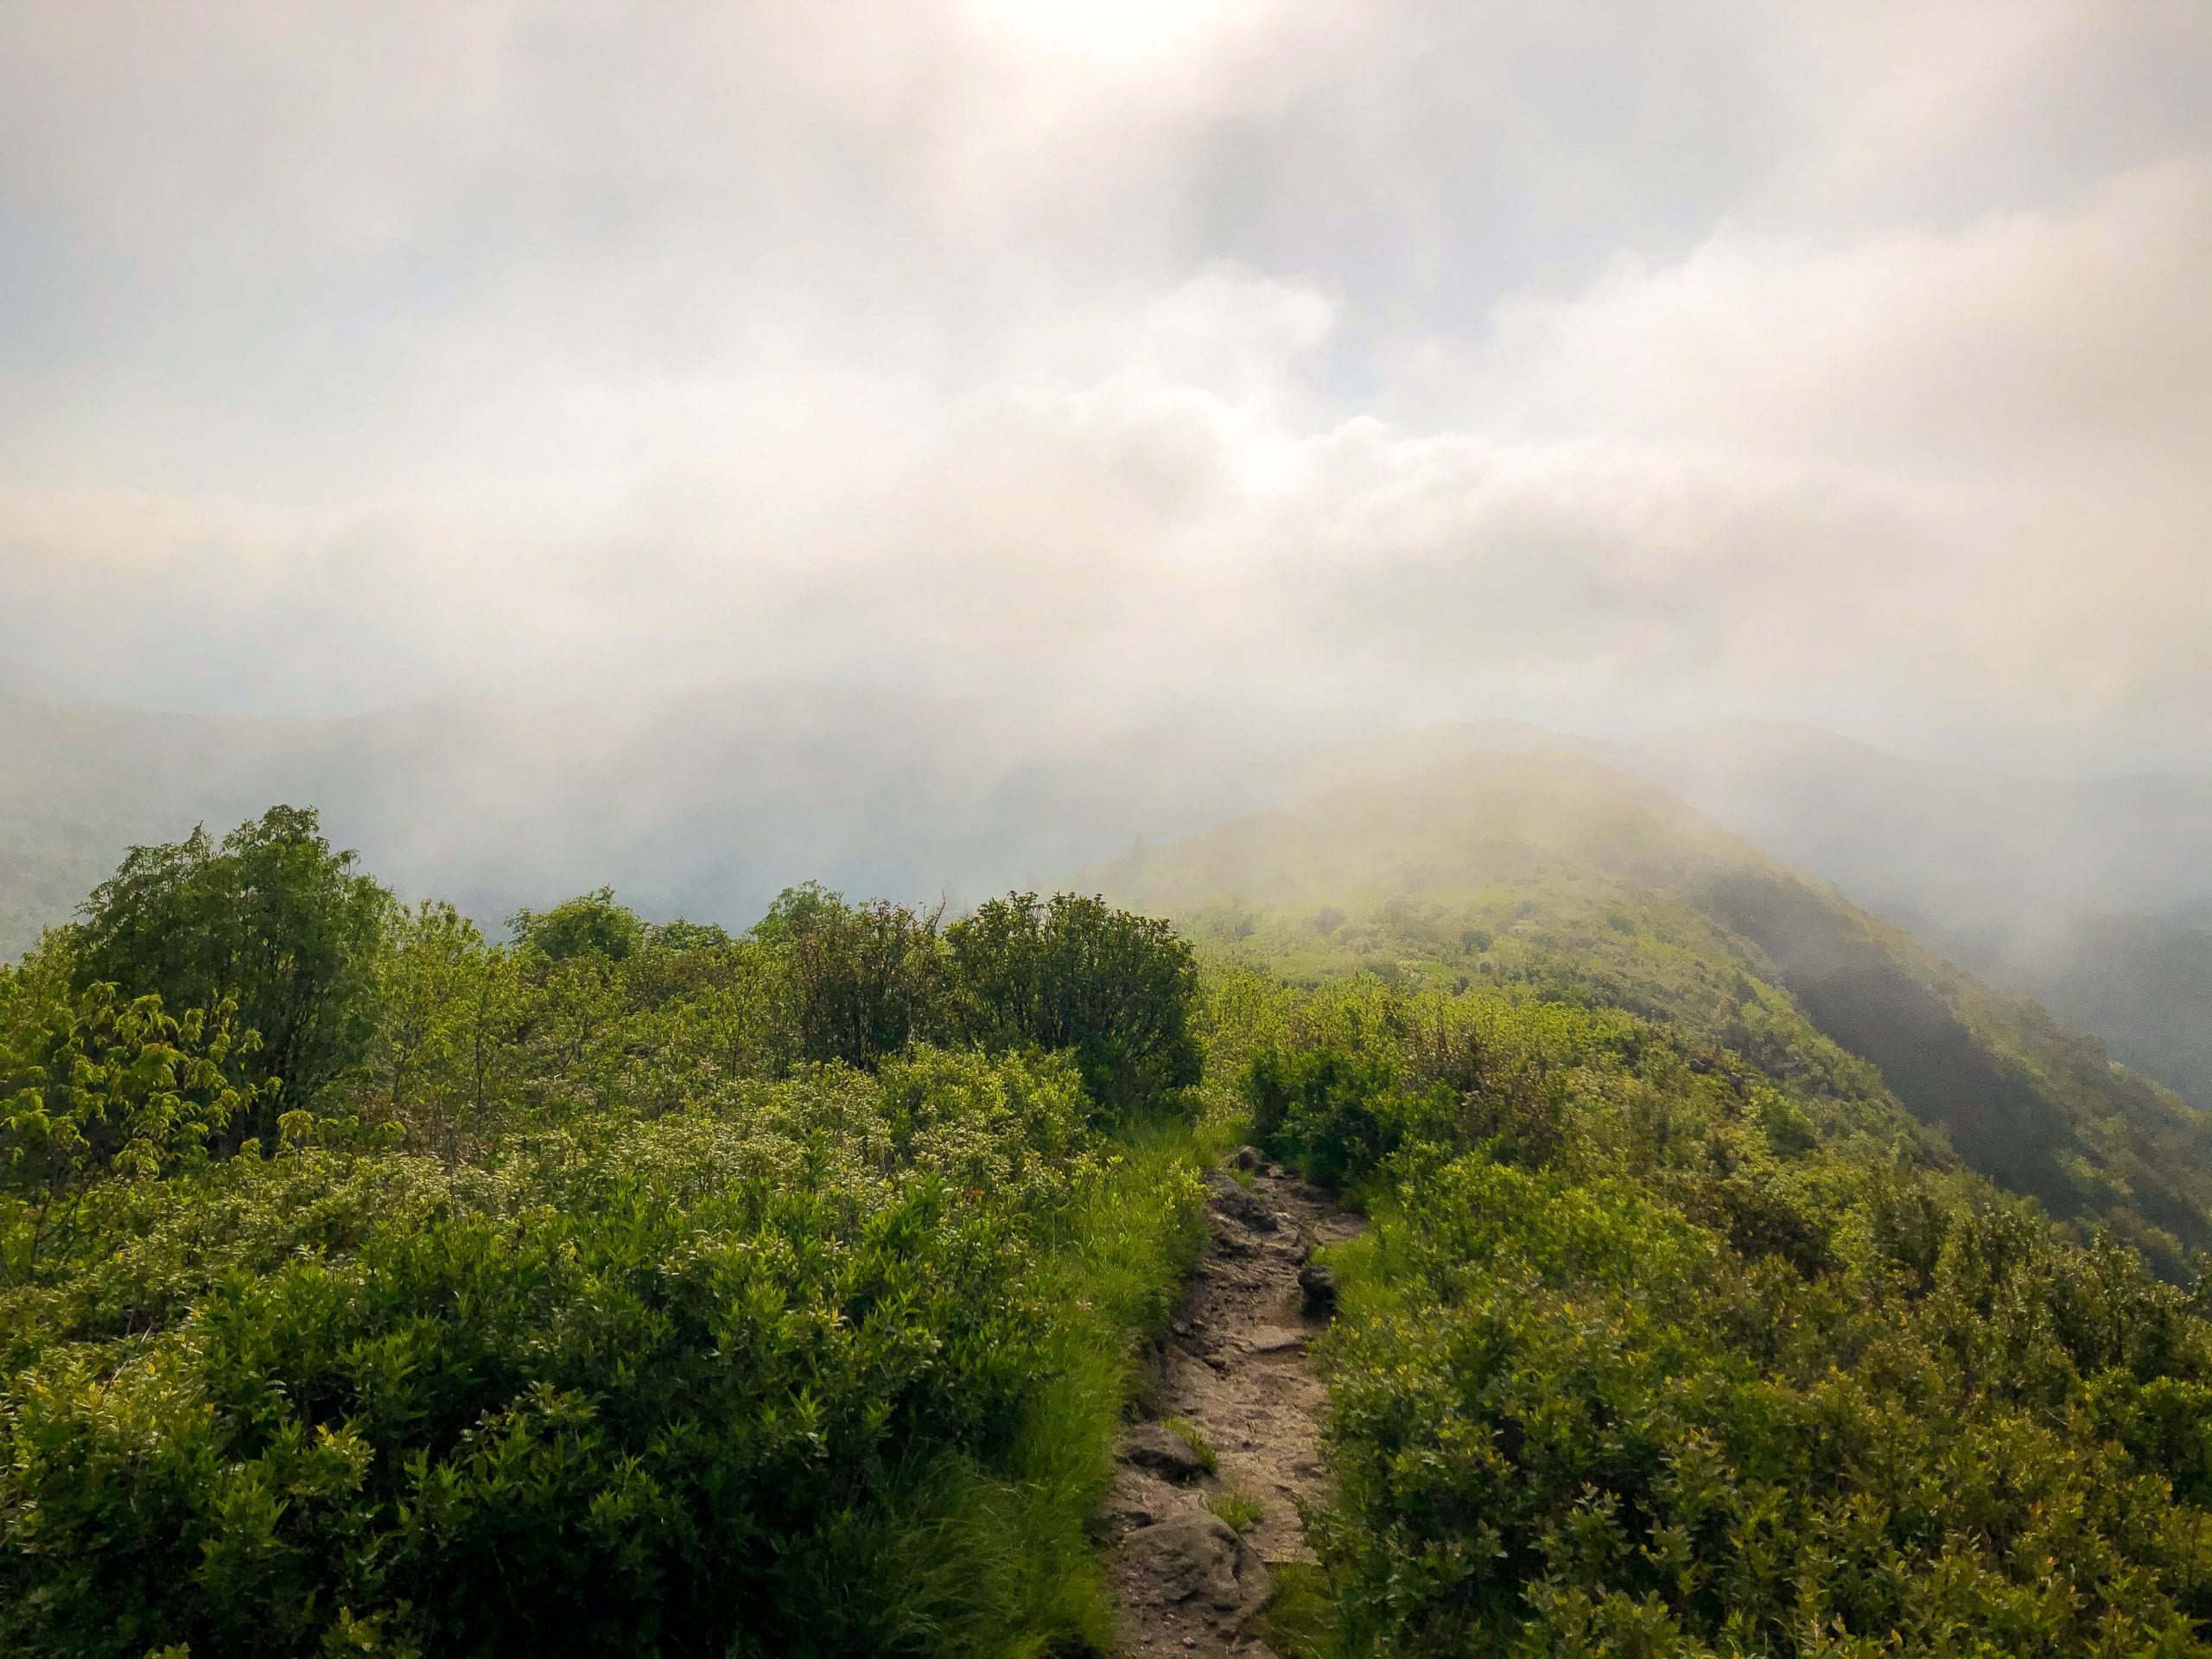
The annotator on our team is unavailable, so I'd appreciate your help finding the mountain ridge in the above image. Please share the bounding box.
[1089,747,2212,1271]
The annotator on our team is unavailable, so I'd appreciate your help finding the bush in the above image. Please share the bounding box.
[1319,1154,2212,1656]
[0,1051,1170,1657]
[1241,976,2212,1656]
[1242,1040,1421,1188]
[3,822,1219,1657]
[70,806,391,1134]
[946,893,1202,1117]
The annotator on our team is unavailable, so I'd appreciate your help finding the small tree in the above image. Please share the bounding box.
[365,901,521,1162]
[945,893,1201,1116]
[509,887,648,963]
[72,805,392,1138]
[753,883,947,1071]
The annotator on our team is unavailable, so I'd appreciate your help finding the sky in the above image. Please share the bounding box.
[2,0,2209,769]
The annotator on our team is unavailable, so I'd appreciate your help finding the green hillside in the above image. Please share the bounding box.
[1130,760,2212,1655]
[11,784,2212,1657]
[1630,720,2212,1111]
[1096,749,2212,1273]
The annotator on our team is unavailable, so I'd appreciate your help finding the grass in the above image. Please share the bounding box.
[1256,1561,1339,1659]
[823,1109,1216,1656]
[1207,1489,1266,1533]
[1160,1414,1219,1475]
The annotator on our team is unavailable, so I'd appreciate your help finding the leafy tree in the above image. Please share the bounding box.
[646,918,734,952]
[508,887,647,963]
[755,883,948,1070]
[1,964,257,1281]
[359,901,521,1161]
[946,892,1201,1116]
[71,806,391,1135]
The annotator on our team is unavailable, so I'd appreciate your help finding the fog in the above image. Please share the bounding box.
[4,2,2211,1103]
[3,0,2209,768]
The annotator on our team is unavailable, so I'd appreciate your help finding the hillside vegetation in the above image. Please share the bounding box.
[1099,751,2212,1274]
[10,767,2212,1657]
[1126,758,2212,1654]
[1630,720,2212,1110]
[10,695,2205,1123]
[1,810,1213,1657]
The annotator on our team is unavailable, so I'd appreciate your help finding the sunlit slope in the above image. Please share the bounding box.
[1093,749,2212,1267]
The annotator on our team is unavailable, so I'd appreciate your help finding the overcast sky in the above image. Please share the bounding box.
[3,1,2209,768]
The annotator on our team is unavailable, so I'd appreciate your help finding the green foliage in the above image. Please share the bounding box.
[0,821,1214,1657]
[1244,1039,1428,1188]
[1098,752,2212,1271]
[3,1056,1010,1652]
[1321,1158,2212,1656]
[70,806,392,1133]
[1127,761,2212,1652]
[507,886,647,962]
[353,900,523,1162]
[0,964,259,1281]
[0,1049,1202,1657]
[1228,967,2212,1656]
[945,891,1202,1116]
[762,884,950,1071]
[1259,1560,1339,1659]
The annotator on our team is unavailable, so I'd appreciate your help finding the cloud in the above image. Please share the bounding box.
[0,2,2209,768]
[1487,161,2212,474]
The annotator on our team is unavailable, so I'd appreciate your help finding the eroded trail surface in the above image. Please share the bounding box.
[1100,1153,1365,1657]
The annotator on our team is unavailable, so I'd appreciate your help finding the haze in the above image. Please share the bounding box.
[3,0,2209,767]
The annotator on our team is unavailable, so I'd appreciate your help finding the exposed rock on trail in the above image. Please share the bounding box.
[1101,1154,1364,1656]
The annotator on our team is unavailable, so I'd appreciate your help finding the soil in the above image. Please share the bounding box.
[1099,1154,1365,1657]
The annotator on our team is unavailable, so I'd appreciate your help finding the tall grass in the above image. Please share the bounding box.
[804,1113,1214,1656]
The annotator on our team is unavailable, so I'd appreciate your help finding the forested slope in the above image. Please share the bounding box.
[1631,721,2212,1112]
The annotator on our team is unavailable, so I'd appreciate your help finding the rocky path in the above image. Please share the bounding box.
[1099,1151,1364,1657]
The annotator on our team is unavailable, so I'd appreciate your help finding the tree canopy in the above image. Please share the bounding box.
[70,805,391,1138]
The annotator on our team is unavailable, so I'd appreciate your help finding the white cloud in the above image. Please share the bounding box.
[0,1,2209,767]
[1488,161,2212,475]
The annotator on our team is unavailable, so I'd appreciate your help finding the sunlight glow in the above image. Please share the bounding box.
[961,0,1255,67]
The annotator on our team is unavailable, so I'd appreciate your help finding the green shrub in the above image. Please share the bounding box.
[1235,976,2212,1657]
[1,1043,1205,1657]
[3,821,1220,1656]
[1242,1040,1439,1189]
[946,892,1202,1117]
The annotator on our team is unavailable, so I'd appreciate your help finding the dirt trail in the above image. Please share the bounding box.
[1099,1153,1365,1657]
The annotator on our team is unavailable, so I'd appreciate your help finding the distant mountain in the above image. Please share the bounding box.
[1090,750,2212,1270]
[1622,721,2212,1108]
[8,692,2206,1114]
